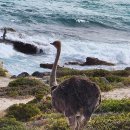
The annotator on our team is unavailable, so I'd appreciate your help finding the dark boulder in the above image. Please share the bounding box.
[65,61,83,65]
[40,63,62,69]
[13,41,43,54]
[0,28,43,54]
[11,75,17,79]
[1,27,16,32]
[82,57,115,66]
[32,71,44,78]
[125,67,130,71]
[17,72,30,78]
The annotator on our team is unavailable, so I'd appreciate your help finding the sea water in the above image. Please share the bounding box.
[0,0,130,75]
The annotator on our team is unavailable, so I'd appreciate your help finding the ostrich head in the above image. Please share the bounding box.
[50,40,61,50]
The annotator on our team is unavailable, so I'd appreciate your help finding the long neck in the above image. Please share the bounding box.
[50,47,61,87]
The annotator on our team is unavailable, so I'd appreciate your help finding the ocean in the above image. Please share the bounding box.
[0,0,130,75]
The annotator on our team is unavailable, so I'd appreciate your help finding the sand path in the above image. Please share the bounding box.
[0,77,34,116]
[0,97,34,112]
[102,87,130,100]
[0,77,13,88]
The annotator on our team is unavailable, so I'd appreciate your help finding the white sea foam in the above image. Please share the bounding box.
[0,26,130,75]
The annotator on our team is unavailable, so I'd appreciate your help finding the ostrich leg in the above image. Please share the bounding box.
[68,116,78,130]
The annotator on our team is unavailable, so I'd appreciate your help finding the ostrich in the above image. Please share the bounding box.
[50,41,101,130]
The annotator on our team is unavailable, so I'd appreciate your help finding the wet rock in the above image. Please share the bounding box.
[12,41,43,54]
[1,27,16,32]
[32,71,50,78]
[11,75,17,79]
[82,57,115,66]
[17,72,30,78]
[0,28,43,54]
[40,63,62,69]
[65,61,82,65]
[125,67,130,71]
[32,71,43,78]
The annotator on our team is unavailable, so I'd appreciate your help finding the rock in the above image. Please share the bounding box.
[65,61,82,65]
[13,41,43,54]
[17,72,30,78]
[32,71,50,78]
[11,75,17,79]
[1,27,16,32]
[125,67,130,71]
[40,63,62,69]
[82,57,115,66]
[32,71,43,78]
[0,28,43,54]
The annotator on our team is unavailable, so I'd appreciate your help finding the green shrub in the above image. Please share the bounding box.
[9,77,44,88]
[0,67,7,77]
[43,113,70,130]
[7,78,49,97]
[0,118,25,130]
[47,118,70,130]
[122,77,130,86]
[57,68,130,78]
[28,95,52,113]
[96,99,130,113]
[7,104,41,122]
[90,77,113,91]
[112,70,130,77]
[87,113,130,130]
[106,76,123,83]
[57,68,111,78]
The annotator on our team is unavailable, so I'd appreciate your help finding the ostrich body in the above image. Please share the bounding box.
[50,41,101,130]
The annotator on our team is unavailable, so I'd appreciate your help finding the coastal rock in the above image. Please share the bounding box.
[125,67,130,71]
[1,27,16,32]
[65,61,82,65]
[40,63,62,69]
[32,71,50,78]
[0,28,43,54]
[82,57,115,66]
[65,57,114,66]
[17,72,30,78]
[32,71,43,78]
[13,41,43,54]
[11,75,17,79]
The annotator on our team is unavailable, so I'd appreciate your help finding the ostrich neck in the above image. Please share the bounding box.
[50,47,61,87]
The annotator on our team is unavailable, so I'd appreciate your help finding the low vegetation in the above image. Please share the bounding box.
[0,118,25,130]
[7,104,41,122]
[28,94,53,113]
[87,113,130,130]
[6,77,49,97]
[0,67,7,77]
[96,99,130,113]
[57,68,130,77]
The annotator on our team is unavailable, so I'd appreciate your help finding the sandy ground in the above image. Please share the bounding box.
[0,77,13,88]
[0,97,34,111]
[0,77,34,116]
[0,97,34,117]
[102,87,130,100]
